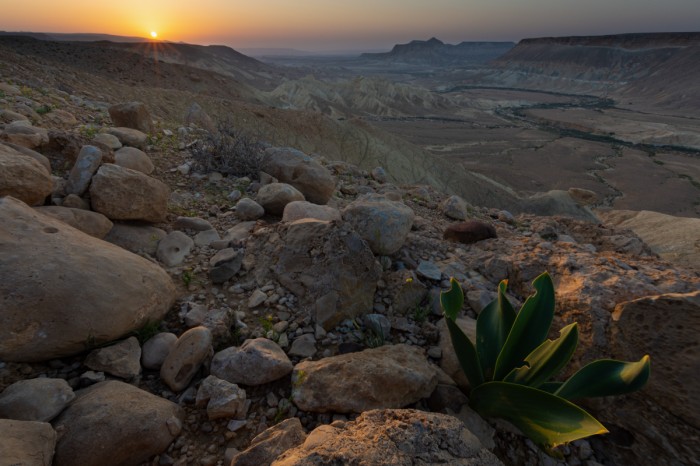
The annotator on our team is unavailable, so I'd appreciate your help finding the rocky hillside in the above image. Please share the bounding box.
[1,69,699,466]
[265,75,455,118]
[361,37,515,66]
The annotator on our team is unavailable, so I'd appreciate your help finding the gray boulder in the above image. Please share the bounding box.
[0,378,75,422]
[342,194,415,255]
[211,338,292,386]
[243,219,381,330]
[261,147,336,204]
[65,145,102,196]
[257,182,305,216]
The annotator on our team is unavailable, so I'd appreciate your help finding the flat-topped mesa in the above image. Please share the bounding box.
[518,32,700,49]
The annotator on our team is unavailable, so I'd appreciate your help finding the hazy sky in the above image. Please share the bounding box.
[2,0,698,51]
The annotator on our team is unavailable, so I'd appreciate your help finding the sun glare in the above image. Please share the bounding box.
[150,31,158,39]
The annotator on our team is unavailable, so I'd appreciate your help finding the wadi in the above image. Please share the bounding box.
[0,28,698,466]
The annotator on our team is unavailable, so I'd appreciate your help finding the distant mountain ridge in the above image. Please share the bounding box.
[0,31,149,43]
[361,37,515,65]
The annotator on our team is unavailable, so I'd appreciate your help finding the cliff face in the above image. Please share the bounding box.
[489,33,700,115]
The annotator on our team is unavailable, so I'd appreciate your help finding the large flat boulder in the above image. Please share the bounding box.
[261,147,336,205]
[0,197,176,362]
[291,344,438,413]
[243,219,381,330]
[271,409,502,466]
[0,144,52,206]
[89,163,169,223]
[52,381,183,466]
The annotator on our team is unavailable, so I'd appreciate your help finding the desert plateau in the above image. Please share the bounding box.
[0,5,699,466]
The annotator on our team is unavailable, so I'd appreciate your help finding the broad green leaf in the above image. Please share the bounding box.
[470,381,608,451]
[441,278,464,320]
[477,280,516,381]
[494,272,555,380]
[504,323,579,388]
[539,381,563,394]
[446,317,484,388]
[555,355,651,400]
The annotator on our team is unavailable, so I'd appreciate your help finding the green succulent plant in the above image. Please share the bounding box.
[441,272,650,457]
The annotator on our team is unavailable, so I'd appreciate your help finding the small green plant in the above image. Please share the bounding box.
[181,269,194,286]
[78,125,99,140]
[259,314,274,333]
[0,90,6,99]
[441,272,650,457]
[412,303,430,324]
[36,104,52,115]
[131,320,161,344]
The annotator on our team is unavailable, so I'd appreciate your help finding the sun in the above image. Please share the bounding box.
[150,31,158,39]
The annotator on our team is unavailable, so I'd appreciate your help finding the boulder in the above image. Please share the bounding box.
[291,344,438,413]
[235,197,265,220]
[0,419,56,466]
[441,195,471,220]
[243,219,381,330]
[92,133,122,150]
[211,338,293,386]
[2,142,51,172]
[256,182,305,216]
[282,201,341,223]
[141,332,177,370]
[89,164,169,222]
[232,418,307,466]
[184,103,216,133]
[342,194,415,255]
[261,147,336,204]
[104,223,166,255]
[52,381,183,466]
[84,336,142,379]
[173,216,214,231]
[160,326,213,392]
[209,247,243,283]
[35,206,113,239]
[103,127,148,149]
[0,121,49,148]
[156,231,194,267]
[0,197,176,362]
[65,145,102,196]
[195,375,247,420]
[0,378,75,422]
[443,220,497,244]
[271,409,502,466]
[0,145,52,206]
[611,291,700,429]
[114,146,154,174]
[108,102,154,133]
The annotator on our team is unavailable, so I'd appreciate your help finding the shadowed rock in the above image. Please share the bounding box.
[443,220,497,244]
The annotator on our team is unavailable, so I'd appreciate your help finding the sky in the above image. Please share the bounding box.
[1,0,698,52]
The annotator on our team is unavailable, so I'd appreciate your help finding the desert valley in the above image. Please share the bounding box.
[0,27,699,466]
